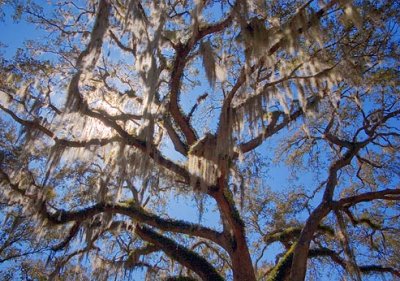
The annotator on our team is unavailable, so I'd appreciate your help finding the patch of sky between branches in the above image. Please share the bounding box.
[0,5,39,59]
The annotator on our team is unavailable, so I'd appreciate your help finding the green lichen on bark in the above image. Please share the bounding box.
[265,224,334,244]
[317,224,335,236]
[357,216,381,230]
[267,243,296,281]
[139,226,224,281]
[223,187,244,228]
[265,227,302,244]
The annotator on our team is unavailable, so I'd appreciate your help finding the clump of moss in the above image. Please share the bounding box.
[265,224,335,244]
[267,243,296,281]
[358,216,381,230]
[265,227,301,244]
[317,224,335,236]
[141,226,224,281]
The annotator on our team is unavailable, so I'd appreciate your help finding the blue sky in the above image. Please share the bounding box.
[0,5,325,277]
[1,5,38,58]
[1,2,398,281]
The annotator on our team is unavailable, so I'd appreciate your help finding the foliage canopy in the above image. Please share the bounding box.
[0,0,399,280]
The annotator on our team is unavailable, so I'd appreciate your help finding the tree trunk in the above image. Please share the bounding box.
[212,181,257,281]
[289,203,331,281]
[231,240,258,281]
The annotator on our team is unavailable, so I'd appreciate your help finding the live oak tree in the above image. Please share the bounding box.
[0,0,399,280]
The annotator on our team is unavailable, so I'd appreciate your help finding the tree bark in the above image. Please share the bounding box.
[289,203,331,281]
[212,180,257,281]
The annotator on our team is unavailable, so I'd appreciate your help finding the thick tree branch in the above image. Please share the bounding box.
[309,248,400,278]
[109,29,136,55]
[342,208,382,230]
[52,222,81,251]
[337,189,400,207]
[39,201,227,250]
[210,183,257,281]
[289,125,390,280]
[160,117,188,156]
[125,244,160,269]
[334,209,362,280]
[135,225,224,281]
[1,164,223,249]
[239,96,320,154]
[264,225,334,246]
[82,103,191,182]
[168,4,236,146]
[0,103,190,183]
[290,138,369,281]
[266,243,296,281]
[66,0,111,110]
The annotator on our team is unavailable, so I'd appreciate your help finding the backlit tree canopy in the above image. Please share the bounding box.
[0,0,399,280]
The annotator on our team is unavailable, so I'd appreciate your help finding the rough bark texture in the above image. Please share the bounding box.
[212,179,257,281]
